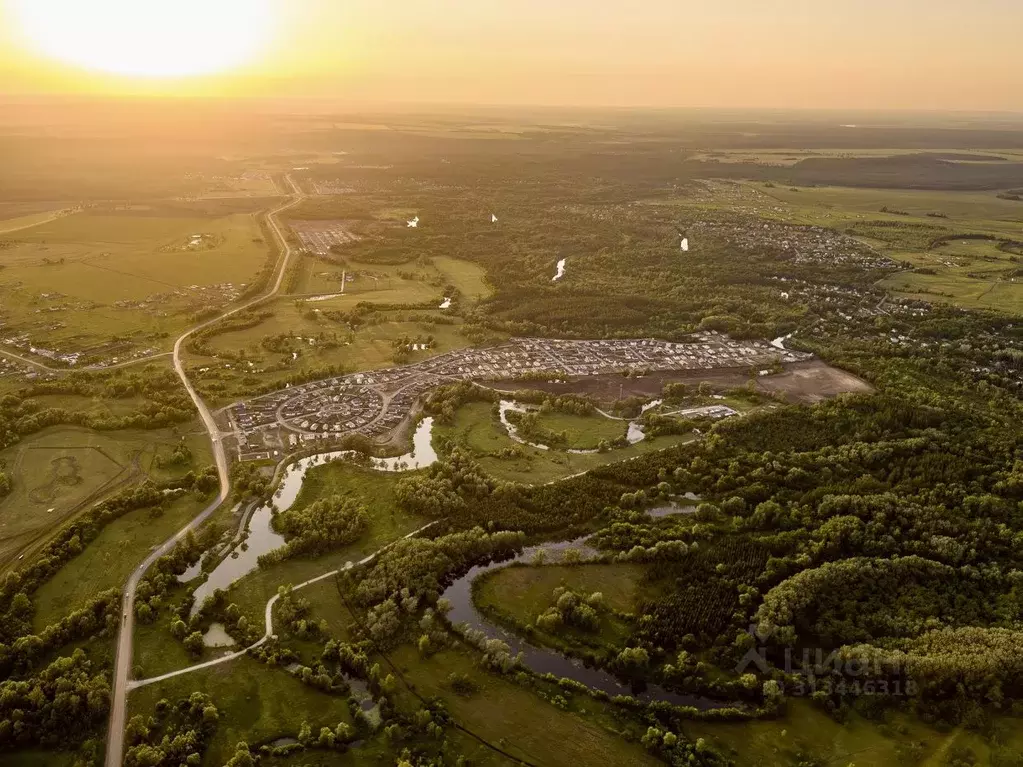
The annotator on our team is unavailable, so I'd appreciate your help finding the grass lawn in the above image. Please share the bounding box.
[431,255,491,300]
[133,615,220,680]
[687,698,1023,767]
[127,657,354,765]
[222,463,427,631]
[477,563,648,618]
[475,563,647,651]
[32,491,214,629]
[533,410,628,449]
[297,577,358,644]
[387,644,661,767]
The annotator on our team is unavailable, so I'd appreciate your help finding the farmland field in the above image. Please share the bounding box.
[0,209,272,360]
[31,491,214,629]
[0,416,212,573]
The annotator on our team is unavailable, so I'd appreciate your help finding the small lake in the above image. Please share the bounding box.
[202,622,236,648]
[646,493,700,518]
[371,417,437,471]
[190,419,438,614]
[552,258,567,282]
[440,537,726,709]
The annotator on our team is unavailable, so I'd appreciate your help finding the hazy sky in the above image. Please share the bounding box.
[1,0,1022,111]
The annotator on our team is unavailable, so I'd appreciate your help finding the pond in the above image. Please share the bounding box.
[646,492,701,518]
[552,258,567,282]
[202,622,236,648]
[440,537,726,709]
[190,419,438,614]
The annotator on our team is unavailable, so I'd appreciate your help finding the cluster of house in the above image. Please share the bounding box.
[226,333,809,459]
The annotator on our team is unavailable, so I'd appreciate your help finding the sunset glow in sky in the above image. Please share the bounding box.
[1,0,1021,111]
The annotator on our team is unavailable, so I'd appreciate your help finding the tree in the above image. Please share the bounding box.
[183,631,204,658]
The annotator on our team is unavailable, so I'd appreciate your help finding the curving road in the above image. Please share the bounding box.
[105,176,304,767]
[128,522,435,691]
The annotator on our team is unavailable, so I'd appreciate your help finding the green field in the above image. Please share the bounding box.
[686,180,1023,313]
[127,657,354,765]
[532,410,628,449]
[434,401,694,484]
[0,207,79,234]
[32,491,213,628]
[475,563,647,651]
[284,254,488,303]
[0,417,213,573]
[196,302,471,376]
[688,698,1023,767]
[298,577,358,644]
[387,644,661,767]
[476,563,648,619]
[0,427,135,571]
[0,209,271,354]
[133,618,210,680]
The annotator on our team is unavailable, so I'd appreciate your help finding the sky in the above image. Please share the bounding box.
[1,0,1021,112]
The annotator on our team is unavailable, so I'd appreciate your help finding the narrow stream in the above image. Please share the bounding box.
[498,399,655,452]
[440,537,725,709]
[190,419,438,614]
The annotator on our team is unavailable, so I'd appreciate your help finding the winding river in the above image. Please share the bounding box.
[497,399,657,453]
[190,419,438,613]
[440,537,723,709]
[187,414,723,709]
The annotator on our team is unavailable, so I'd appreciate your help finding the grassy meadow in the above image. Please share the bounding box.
[0,209,271,356]
[127,656,354,765]
[386,644,661,767]
[31,491,213,629]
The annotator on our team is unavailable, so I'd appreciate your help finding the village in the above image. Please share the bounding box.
[224,331,811,461]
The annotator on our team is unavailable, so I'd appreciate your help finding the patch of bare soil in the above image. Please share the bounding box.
[486,360,871,405]
[756,360,873,403]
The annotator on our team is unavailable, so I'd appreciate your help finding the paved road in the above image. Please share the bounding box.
[104,176,303,767]
[128,522,435,691]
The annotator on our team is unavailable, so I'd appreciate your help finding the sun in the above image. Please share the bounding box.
[8,0,276,78]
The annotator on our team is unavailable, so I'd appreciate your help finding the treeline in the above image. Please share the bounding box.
[0,470,218,643]
[259,494,368,565]
[0,649,110,750]
[0,367,196,449]
[345,527,524,644]
[124,692,219,766]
